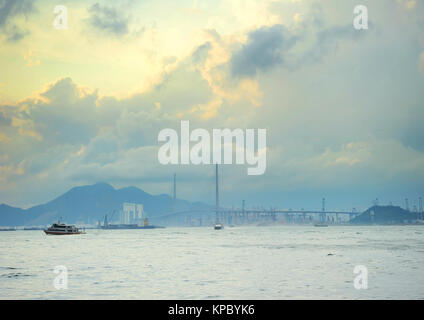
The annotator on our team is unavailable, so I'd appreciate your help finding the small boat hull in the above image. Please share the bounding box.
[44,230,83,235]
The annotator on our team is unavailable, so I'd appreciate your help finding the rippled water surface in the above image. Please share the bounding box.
[1,226,424,299]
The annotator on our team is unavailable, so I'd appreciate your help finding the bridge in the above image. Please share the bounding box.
[149,166,361,226]
[151,207,360,226]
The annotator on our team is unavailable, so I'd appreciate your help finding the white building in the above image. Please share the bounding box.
[121,202,143,224]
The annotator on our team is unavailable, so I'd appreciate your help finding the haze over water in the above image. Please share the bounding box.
[1,226,423,299]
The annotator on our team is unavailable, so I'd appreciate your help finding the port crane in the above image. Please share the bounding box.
[103,209,117,227]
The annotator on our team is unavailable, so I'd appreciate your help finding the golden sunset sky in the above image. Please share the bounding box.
[1,0,423,209]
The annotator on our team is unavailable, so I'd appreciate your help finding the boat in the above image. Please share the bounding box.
[100,217,164,230]
[100,224,163,230]
[214,223,224,230]
[314,223,328,227]
[44,220,85,235]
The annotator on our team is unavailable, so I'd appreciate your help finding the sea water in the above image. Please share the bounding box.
[0,225,423,299]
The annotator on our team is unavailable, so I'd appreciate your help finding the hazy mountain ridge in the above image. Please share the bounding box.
[1,189,419,227]
[0,204,28,226]
[0,182,211,226]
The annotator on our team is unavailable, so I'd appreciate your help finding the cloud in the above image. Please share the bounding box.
[0,69,213,194]
[0,132,10,143]
[5,24,28,42]
[87,3,130,36]
[183,31,265,119]
[1,0,424,210]
[0,0,33,27]
[263,139,424,195]
[0,0,35,42]
[191,42,212,66]
[230,25,297,78]
[397,0,417,10]
[420,51,424,71]
[24,78,110,146]
[300,23,363,64]
[0,110,11,126]
[228,17,364,78]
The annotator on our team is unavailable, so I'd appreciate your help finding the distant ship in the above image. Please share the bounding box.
[100,217,164,230]
[314,223,328,227]
[44,220,85,235]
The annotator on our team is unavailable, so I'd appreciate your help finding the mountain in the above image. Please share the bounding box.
[0,204,29,226]
[350,205,418,224]
[0,182,212,226]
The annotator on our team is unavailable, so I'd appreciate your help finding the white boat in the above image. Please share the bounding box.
[44,220,84,235]
[214,223,224,230]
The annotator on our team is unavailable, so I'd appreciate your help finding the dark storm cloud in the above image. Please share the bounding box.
[5,24,28,42]
[0,0,34,42]
[0,0,33,27]
[87,3,129,36]
[230,25,298,78]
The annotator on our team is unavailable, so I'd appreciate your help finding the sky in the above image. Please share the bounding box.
[0,0,423,211]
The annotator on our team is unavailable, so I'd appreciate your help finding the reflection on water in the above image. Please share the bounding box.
[0,226,423,299]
